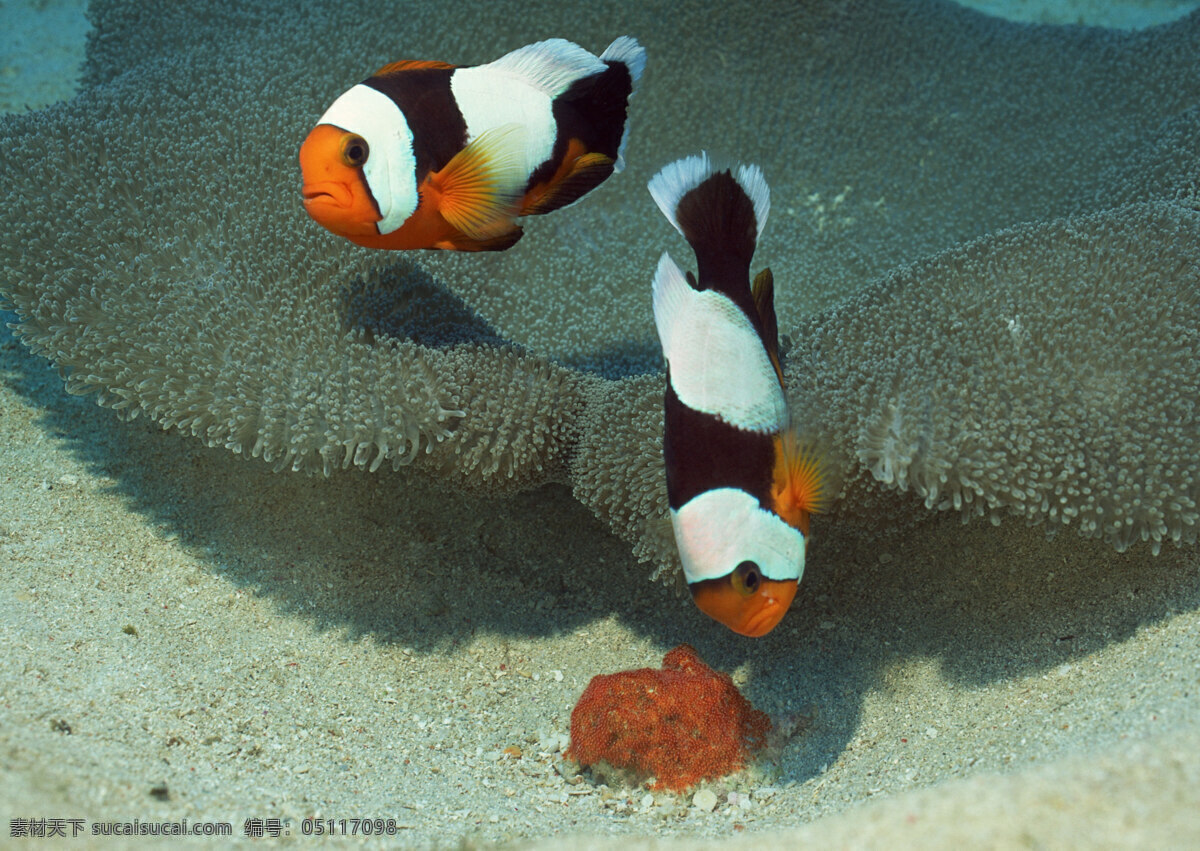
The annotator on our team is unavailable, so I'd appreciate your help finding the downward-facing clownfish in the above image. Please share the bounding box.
[648,154,830,638]
[299,37,645,252]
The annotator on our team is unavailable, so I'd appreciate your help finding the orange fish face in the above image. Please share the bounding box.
[299,123,382,238]
[689,562,798,637]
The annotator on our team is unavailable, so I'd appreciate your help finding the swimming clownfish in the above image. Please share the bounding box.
[299,37,646,252]
[648,154,830,638]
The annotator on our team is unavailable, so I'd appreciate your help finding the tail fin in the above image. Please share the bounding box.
[648,153,771,290]
[600,36,646,83]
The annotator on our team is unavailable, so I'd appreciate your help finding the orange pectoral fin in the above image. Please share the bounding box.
[427,123,529,240]
[771,432,832,535]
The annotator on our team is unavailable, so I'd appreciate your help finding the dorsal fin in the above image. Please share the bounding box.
[485,38,605,98]
[751,267,783,384]
[373,59,457,75]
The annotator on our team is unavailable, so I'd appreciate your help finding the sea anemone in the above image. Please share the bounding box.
[2,0,1198,581]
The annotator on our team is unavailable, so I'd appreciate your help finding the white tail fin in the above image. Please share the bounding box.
[600,36,646,82]
[647,154,771,242]
[648,152,713,238]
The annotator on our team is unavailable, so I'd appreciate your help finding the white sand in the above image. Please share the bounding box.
[2,2,1199,848]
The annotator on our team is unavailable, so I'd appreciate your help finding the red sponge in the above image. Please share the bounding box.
[567,644,771,791]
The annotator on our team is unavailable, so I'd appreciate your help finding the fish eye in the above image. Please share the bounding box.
[730,561,761,597]
[340,134,369,168]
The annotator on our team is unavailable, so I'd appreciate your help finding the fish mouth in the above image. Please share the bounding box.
[301,181,352,208]
[738,580,798,637]
[739,604,785,638]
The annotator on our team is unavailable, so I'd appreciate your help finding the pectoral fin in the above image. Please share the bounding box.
[427,124,529,239]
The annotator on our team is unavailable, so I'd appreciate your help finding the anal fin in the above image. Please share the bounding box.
[522,151,615,216]
[751,267,783,383]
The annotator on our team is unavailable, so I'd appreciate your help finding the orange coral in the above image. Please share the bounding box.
[566,644,771,791]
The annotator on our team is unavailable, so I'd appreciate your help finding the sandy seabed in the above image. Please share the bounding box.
[2,1,1199,848]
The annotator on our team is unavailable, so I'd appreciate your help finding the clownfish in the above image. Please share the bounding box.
[648,154,829,638]
[299,37,645,252]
